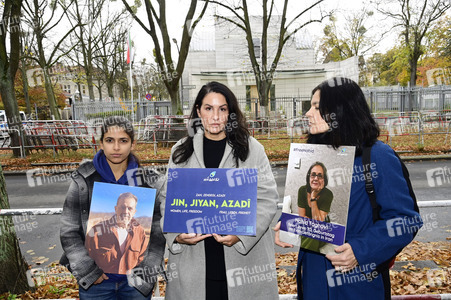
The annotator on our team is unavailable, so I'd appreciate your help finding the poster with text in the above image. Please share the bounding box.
[85,182,156,274]
[163,168,258,236]
[279,144,355,255]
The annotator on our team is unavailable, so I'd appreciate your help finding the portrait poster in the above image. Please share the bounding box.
[163,168,258,236]
[279,143,355,254]
[85,182,156,275]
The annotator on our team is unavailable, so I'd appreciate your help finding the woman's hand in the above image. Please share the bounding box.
[175,233,211,245]
[273,221,294,248]
[326,243,358,272]
[310,188,322,200]
[212,234,240,247]
[94,273,109,285]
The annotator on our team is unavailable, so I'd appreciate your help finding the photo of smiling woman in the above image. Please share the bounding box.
[160,81,279,300]
[297,161,333,252]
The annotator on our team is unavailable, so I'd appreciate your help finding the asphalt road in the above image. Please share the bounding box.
[3,160,451,267]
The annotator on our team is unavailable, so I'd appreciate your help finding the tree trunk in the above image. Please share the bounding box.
[107,82,114,101]
[408,58,418,111]
[0,75,23,157]
[43,68,60,119]
[257,79,272,119]
[410,59,417,88]
[97,79,103,101]
[86,73,95,101]
[20,65,31,115]
[168,88,180,115]
[0,165,30,294]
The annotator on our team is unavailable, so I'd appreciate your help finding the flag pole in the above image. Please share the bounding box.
[128,29,134,123]
[130,59,134,123]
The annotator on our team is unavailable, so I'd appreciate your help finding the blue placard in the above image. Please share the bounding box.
[163,168,258,236]
[279,212,346,245]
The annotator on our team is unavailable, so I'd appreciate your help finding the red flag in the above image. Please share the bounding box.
[127,31,134,64]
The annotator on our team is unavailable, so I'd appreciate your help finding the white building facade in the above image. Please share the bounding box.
[181,16,358,117]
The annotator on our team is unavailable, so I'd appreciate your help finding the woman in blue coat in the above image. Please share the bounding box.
[275,77,422,299]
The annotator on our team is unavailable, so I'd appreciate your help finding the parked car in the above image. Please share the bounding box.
[0,110,27,125]
[0,110,28,142]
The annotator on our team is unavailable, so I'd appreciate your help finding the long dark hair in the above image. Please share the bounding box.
[305,162,328,193]
[172,81,250,166]
[307,77,379,155]
[100,115,140,166]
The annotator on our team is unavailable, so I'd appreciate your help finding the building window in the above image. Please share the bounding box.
[62,84,71,93]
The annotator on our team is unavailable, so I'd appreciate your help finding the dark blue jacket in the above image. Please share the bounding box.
[298,141,422,299]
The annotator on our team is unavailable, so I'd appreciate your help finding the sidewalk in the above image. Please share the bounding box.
[3,153,451,176]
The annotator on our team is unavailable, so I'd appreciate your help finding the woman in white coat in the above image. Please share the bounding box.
[160,81,279,300]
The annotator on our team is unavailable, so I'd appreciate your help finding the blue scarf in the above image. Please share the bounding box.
[92,150,139,185]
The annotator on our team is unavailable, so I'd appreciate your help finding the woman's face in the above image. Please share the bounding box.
[100,126,135,166]
[309,165,325,191]
[197,92,229,140]
[306,90,330,134]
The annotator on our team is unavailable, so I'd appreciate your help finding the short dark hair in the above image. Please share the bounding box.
[173,81,250,166]
[100,116,135,144]
[117,192,138,206]
[307,77,379,155]
[305,162,328,193]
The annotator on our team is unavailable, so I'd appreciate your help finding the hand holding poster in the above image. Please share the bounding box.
[85,182,156,275]
[279,144,355,254]
[163,168,258,236]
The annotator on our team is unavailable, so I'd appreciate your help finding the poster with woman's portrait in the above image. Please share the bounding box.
[279,143,355,255]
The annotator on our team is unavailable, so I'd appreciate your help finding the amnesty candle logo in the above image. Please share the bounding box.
[203,171,219,182]
[226,169,258,187]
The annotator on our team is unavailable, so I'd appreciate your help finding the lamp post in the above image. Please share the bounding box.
[172,38,183,114]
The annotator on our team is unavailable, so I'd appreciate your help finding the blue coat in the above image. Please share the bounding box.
[297,141,422,299]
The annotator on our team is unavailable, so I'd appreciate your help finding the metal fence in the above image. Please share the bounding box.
[363,85,451,113]
[71,86,451,121]
[72,100,172,122]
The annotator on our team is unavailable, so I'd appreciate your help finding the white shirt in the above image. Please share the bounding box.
[116,227,129,253]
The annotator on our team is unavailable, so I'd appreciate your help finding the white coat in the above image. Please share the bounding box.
[160,131,279,300]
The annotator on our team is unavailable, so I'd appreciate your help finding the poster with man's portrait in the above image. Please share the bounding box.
[85,182,156,274]
[279,144,355,255]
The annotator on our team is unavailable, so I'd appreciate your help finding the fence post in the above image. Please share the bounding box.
[370,91,374,113]
[72,100,76,120]
[254,98,258,120]
[439,85,445,113]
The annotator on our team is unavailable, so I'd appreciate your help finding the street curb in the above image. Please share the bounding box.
[150,295,451,300]
[270,154,451,167]
[2,154,451,176]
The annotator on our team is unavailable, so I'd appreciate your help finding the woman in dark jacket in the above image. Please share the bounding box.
[275,77,422,299]
[60,116,165,299]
